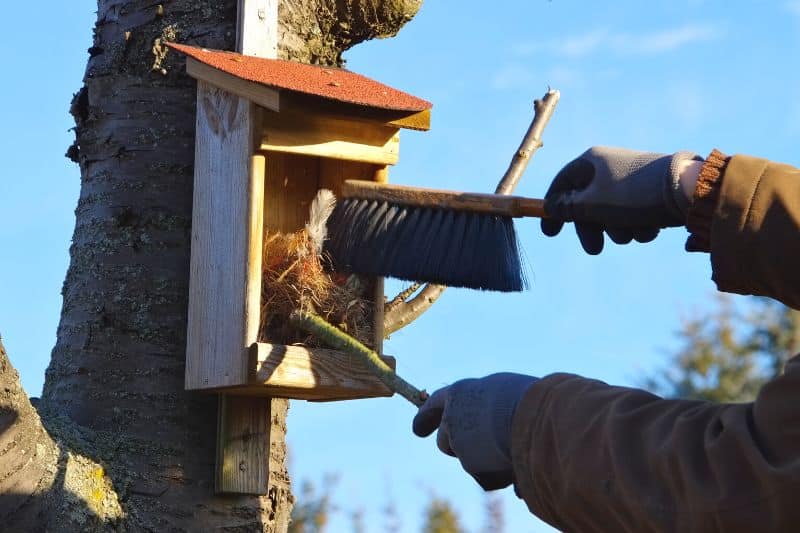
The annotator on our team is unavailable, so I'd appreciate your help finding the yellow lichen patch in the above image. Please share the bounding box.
[63,452,124,523]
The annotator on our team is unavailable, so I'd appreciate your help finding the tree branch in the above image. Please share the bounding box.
[383,89,561,335]
[279,0,424,65]
[385,282,421,313]
[0,338,59,524]
[290,311,427,406]
[384,283,445,337]
[494,89,561,195]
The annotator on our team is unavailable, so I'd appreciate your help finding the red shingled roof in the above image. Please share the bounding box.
[168,43,432,113]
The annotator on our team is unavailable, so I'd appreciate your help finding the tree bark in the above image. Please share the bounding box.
[0,1,421,531]
[0,337,61,531]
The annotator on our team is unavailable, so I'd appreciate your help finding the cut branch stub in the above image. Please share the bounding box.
[384,283,445,337]
[279,0,424,65]
[385,282,421,313]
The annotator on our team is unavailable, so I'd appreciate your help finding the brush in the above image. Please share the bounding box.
[326,89,560,293]
[324,180,547,292]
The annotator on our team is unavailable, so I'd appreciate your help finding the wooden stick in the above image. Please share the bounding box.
[342,180,547,218]
[290,310,427,407]
[383,89,560,335]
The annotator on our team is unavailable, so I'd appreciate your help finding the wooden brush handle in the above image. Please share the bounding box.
[342,180,547,218]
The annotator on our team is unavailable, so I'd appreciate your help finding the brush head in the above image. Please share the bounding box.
[325,198,526,292]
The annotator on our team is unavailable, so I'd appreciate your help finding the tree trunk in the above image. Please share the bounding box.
[0,1,421,531]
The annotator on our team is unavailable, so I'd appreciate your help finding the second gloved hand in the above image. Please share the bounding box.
[413,373,538,491]
[541,147,701,254]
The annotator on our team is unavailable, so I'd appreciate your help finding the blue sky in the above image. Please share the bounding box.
[1,1,798,531]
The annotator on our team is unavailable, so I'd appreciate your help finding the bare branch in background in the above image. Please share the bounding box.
[383,89,561,336]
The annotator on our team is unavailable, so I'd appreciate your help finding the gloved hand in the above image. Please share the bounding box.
[541,146,701,254]
[412,373,539,491]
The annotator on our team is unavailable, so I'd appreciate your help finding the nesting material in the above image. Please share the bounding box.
[259,190,375,348]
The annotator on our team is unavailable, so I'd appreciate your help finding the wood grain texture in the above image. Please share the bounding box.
[260,109,400,165]
[216,395,270,494]
[372,165,389,351]
[214,0,279,499]
[318,158,380,197]
[186,58,281,112]
[186,80,256,390]
[237,0,278,58]
[245,155,266,352]
[263,151,321,233]
[373,165,390,184]
[248,343,394,400]
[341,179,548,217]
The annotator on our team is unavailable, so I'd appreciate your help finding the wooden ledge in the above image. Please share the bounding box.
[246,342,395,401]
[259,109,400,165]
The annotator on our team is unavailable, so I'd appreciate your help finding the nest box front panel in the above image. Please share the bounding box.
[185,81,258,391]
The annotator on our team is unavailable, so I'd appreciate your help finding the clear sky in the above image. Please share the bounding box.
[1,1,798,531]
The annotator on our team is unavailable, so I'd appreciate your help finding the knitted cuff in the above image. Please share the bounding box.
[667,151,703,219]
[685,149,730,252]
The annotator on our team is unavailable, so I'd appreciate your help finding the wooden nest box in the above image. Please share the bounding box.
[171,44,432,402]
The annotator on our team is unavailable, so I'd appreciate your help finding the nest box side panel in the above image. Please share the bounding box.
[186,80,261,390]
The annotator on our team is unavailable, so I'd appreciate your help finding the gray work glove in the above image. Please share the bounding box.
[412,373,539,491]
[541,147,701,254]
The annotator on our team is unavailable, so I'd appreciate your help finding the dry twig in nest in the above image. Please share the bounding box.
[259,191,375,348]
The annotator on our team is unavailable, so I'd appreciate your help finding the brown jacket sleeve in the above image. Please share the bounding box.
[704,153,800,309]
[511,154,800,532]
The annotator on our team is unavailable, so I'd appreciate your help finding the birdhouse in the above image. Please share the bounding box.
[170,44,432,402]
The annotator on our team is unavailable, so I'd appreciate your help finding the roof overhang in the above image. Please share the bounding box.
[170,43,432,131]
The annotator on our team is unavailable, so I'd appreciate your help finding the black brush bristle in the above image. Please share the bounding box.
[325,198,526,292]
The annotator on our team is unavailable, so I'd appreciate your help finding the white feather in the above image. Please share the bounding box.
[306,189,337,255]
